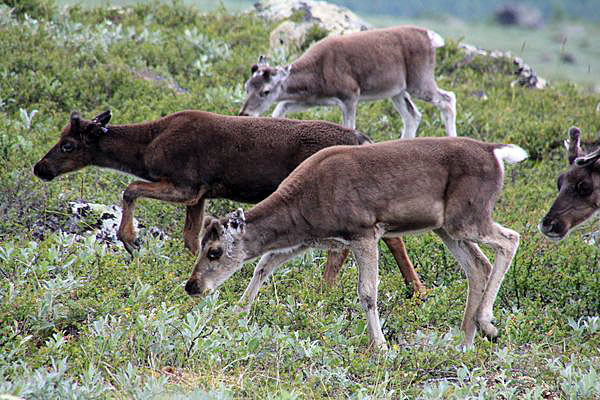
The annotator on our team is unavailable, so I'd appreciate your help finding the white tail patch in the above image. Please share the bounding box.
[427,30,445,48]
[494,145,528,174]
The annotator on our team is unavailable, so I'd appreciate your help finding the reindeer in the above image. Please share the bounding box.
[33,109,426,293]
[540,127,600,240]
[185,137,527,350]
[239,25,456,138]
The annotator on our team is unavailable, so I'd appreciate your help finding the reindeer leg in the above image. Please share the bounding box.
[352,238,387,351]
[340,95,358,129]
[434,88,457,137]
[117,180,206,255]
[474,223,519,340]
[183,197,206,255]
[272,101,311,118]
[382,237,427,297]
[236,246,308,314]
[412,82,456,137]
[434,229,492,348]
[391,92,421,139]
[322,249,350,286]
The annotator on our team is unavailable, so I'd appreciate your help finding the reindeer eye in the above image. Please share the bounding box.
[576,181,593,197]
[60,142,74,153]
[207,247,223,261]
[260,90,270,98]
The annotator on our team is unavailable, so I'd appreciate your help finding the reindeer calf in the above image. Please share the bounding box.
[186,137,527,350]
[240,25,456,138]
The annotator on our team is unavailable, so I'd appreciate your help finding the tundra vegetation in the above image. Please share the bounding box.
[0,1,599,399]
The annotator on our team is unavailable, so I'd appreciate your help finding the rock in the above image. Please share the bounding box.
[32,200,168,247]
[512,57,547,89]
[69,201,136,244]
[254,0,370,53]
[560,52,576,64]
[458,43,546,89]
[494,3,543,29]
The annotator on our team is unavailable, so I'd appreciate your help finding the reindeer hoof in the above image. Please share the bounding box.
[123,239,141,256]
[477,320,499,340]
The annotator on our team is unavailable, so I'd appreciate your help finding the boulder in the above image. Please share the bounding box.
[254,0,370,53]
[494,3,543,29]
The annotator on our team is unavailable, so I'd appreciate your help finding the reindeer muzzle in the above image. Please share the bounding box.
[33,160,56,182]
[538,216,566,241]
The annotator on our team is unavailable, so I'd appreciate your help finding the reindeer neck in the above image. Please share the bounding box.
[93,119,166,181]
[279,63,320,101]
[241,195,306,259]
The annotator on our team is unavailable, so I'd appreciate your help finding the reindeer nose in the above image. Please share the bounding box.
[33,161,55,181]
[541,216,562,234]
[185,279,200,296]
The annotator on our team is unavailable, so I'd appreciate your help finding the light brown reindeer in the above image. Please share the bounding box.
[186,137,527,350]
[239,25,456,138]
[540,126,600,240]
[33,109,425,293]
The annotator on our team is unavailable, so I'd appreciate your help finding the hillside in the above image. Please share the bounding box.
[0,1,599,398]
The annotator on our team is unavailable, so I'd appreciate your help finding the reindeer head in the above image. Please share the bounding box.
[33,110,111,181]
[185,209,247,296]
[239,56,290,117]
[539,127,600,241]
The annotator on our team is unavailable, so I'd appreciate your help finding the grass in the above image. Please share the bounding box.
[0,1,599,399]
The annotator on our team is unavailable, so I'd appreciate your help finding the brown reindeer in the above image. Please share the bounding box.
[33,110,425,293]
[186,137,527,350]
[239,25,456,138]
[540,126,600,240]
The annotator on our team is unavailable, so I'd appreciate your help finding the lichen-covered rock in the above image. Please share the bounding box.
[32,201,167,247]
[459,43,546,89]
[69,201,137,244]
[254,0,370,53]
[512,57,547,89]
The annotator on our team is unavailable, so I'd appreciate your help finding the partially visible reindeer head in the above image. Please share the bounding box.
[185,209,247,296]
[540,126,600,240]
[33,110,111,181]
[239,56,290,116]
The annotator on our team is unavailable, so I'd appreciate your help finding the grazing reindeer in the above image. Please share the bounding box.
[33,109,425,293]
[239,25,457,138]
[186,137,527,350]
[540,127,600,240]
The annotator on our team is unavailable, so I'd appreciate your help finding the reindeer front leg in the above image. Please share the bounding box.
[236,246,308,314]
[183,198,206,255]
[352,238,387,351]
[117,180,206,255]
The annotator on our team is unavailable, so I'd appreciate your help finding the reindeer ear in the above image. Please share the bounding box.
[92,110,111,127]
[566,126,582,165]
[70,111,81,131]
[200,217,223,248]
[251,64,259,73]
[225,208,246,237]
[258,55,267,65]
[575,148,600,167]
